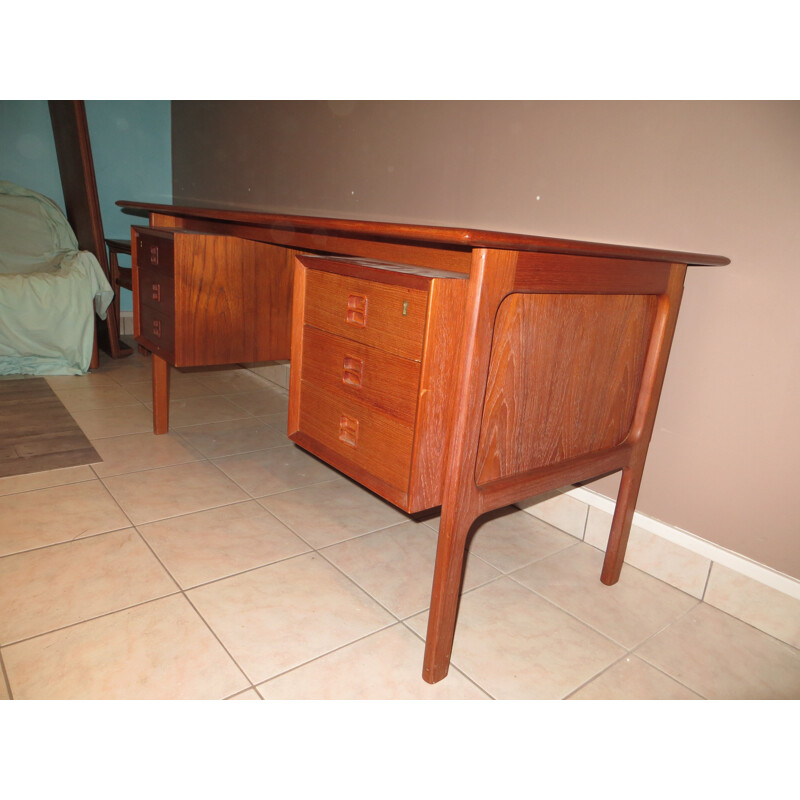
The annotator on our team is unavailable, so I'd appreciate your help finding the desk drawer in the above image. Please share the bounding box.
[304,268,428,360]
[136,232,174,274]
[301,326,420,427]
[139,304,175,357]
[298,379,414,493]
[137,266,175,316]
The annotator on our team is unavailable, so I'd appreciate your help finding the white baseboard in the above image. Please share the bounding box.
[119,311,134,336]
[564,486,800,601]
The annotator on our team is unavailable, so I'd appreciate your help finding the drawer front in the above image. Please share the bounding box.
[139,304,175,357]
[136,232,175,275]
[304,268,428,360]
[297,379,414,493]
[137,265,175,316]
[301,326,420,427]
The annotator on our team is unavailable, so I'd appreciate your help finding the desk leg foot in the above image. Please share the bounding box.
[152,353,170,435]
[600,465,643,585]
[422,507,473,684]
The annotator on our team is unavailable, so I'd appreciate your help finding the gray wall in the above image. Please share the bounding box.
[171,100,800,580]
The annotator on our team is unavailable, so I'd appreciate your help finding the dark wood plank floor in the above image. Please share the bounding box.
[0,378,101,478]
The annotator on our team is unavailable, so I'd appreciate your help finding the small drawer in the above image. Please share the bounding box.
[137,266,175,315]
[136,232,175,275]
[304,268,428,360]
[297,379,414,493]
[139,304,175,357]
[301,326,420,426]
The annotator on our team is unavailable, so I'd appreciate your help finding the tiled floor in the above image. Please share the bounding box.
[2,346,799,700]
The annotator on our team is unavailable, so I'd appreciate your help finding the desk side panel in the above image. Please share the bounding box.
[475,292,658,484]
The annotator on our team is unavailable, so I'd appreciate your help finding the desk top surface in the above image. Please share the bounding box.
[117,200,729,267]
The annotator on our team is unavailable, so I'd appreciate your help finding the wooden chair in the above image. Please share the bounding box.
[48,100,132,359]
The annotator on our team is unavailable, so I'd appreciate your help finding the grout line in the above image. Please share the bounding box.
[0,647,13,700]
[700,559,713,601]
[397,619,497,699]
[178,590,258,693]
[0,592,184,650]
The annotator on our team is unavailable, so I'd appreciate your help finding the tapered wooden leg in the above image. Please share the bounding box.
[600,264,687,586]
[90,323,100,370]
[600,464,644,585]
[422,505,475,683]
[421,248,519,684]
[152,353,170,434]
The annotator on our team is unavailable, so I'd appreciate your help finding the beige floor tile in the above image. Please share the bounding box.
[256,412,289,428]
[584,506,711,598]
[102,461,249,525]
[471,509,582,573]
[511,543,698,649]
[46,372,119,390]
[322,521,501,618]
[259,625,489,699]
[213,444,339,498]
[426,507,578,573]
[70,404,154,439]
[3,594,248,700]
[187,553,394,684]
[703,563,800,649]
[147,396,252,428]
[406,578,624,699]
[139,501,310,588]
[95,359,153,385]
[568,655,702,700]
[244,363,290,390]
[124,376,217,403]
[175,418,287,459]
[90,431,201,477]
[0,480,131,556]
[0,464,95,498]
[227,688,262,700]
[258,478,408,548]
[226,387,289,416]
[0,528,177,644]
[517,489,588,539]
[637,603,800,699]
[0,675,9,700]
[51,383,140,412]
[196,370,271,395]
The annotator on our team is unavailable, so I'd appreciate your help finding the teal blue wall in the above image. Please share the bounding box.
[0,100,171,311]
[0,100,65,209]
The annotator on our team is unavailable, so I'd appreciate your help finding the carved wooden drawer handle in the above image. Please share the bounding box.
[338,414,359,447]
[346,294,367,327]
[152,319,162,337]
[151,282,161,302]
[149,245,159,266]
[342,356,363,388]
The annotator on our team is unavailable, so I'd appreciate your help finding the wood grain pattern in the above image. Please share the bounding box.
[303,267,429,360]
[475,293,658,483]
[297,379,414,494]
[174,233,293,365]
[300,326,421,426]
[407,274,468,511]
[514,250,671,294]
[423,248,519,682]
[0,379,100,478]
[120,199,730,267]
[122,202,726,685]
[146,212,472,273]
[601,264,687,585]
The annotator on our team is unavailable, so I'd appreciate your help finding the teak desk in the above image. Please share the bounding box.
[120,200,728,684]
